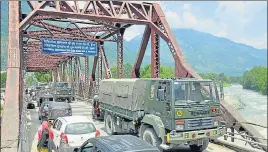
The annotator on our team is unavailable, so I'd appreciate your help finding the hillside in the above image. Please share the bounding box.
[1,2,267,76]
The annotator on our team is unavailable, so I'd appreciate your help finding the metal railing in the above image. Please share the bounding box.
[219,121,268,152]
[18,94,31,152]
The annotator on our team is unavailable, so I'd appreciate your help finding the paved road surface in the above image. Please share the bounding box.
[26,99,234,152]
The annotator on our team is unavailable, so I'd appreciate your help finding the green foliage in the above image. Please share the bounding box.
[1,72,7,88]
[34,72,51,83]
[25,75,36,86]
[241,66,267,95]
[140,65,175,78]
[111,63,132,78]
[111,64,175,78]
[229,76,242,84]
[198,72,241,87]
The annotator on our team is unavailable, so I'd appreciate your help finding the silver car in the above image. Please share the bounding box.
[48,101,72,123]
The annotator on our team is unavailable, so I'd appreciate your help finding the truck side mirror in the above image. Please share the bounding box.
[157,89,165,101]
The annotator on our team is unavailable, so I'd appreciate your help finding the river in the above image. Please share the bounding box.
[223,85,267,138]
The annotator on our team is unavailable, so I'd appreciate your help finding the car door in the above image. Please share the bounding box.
[51,119,62,148]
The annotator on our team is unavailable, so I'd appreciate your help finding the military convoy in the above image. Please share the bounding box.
[49,82,73,103]
[93,78,226,151]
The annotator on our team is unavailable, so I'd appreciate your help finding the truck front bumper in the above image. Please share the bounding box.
[54,94,72,98]
[161,126,226,149]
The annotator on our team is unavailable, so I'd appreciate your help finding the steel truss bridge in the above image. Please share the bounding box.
[1,1,267,152]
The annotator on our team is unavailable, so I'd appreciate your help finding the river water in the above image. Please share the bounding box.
[223,85,267,138]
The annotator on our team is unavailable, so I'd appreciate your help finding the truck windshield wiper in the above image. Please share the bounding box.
[186,100,201,104]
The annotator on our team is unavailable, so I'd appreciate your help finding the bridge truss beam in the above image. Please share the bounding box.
[5,2,212,151]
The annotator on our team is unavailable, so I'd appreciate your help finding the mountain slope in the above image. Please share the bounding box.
[1,2,267,76]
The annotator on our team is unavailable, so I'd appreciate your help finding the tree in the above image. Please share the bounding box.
[241,66,267,95]
[111,63,133,78]
[25,75,36,86]
[1,72,7,88]
[34,72,51,83]
[140,64,174,78]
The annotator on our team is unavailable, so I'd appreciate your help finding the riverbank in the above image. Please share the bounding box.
[224,85,267,138]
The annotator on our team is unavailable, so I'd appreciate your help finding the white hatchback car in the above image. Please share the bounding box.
[51,115,100,152]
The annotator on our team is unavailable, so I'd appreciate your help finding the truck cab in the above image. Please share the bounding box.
[98,78,226,151]
[50,82,73,103]
[148,79,225,150]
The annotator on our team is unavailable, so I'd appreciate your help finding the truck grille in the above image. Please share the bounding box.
[185,117,214,130]
[59,90,70,95]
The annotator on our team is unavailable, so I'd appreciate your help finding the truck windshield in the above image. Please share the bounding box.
[174,81,219,102]
[56,82,71,88]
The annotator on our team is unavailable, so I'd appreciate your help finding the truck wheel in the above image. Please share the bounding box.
[105,114,115,135]
[142,128,161,148]
[92,107,96,119]
[190,138,209,152]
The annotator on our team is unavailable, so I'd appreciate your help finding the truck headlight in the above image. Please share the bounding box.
[176,125,184,130]
[214,121,219,127]
[170,132,183,138]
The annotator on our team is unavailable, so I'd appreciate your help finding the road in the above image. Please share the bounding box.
[26,99,235,152]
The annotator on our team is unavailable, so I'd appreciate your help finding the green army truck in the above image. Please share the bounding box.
[97,78,226,151]
[50,82,73,103]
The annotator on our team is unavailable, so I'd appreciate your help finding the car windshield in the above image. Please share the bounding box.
[65,122,96,134]
[174,81,219,102]
[56,82,71,88]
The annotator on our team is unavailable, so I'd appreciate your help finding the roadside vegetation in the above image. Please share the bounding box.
[4,65,266,95]
[111,64,241,87]
[241,66,267,95]
[1,72,6,88]
[25,72,51,86]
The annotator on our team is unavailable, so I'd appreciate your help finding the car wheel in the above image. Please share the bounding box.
[142,127,162,148]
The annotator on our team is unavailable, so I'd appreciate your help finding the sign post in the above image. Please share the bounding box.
[41,39,98,56]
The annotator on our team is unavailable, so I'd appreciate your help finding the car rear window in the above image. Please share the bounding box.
[65,123,96,134]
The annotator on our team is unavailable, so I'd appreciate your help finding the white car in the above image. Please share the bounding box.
[51,115,100,152]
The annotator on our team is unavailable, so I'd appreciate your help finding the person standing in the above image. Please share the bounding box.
[37,121,55,152]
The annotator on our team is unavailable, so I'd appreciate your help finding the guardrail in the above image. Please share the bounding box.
[216,120,268,152]
[221,99,267,151]
[18,94,31,152]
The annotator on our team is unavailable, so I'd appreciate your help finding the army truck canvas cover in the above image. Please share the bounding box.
[96,78,226,151]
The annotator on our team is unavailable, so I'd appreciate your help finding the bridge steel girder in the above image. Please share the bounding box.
[19,1,201,100]
[85,57,89,98]
[24,26,111,36]
[117,28,125,79]
[99,43,112,79]
[151,23,160,78]
[8,2,264,151]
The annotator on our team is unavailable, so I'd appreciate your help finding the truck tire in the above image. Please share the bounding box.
[105,113,115,135]
[189,138,209,152]
[92,107,96,119]
[142,128,161,148]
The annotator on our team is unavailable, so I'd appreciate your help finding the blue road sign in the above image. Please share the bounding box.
[41,39,98,56]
